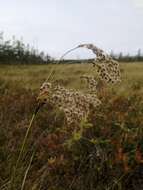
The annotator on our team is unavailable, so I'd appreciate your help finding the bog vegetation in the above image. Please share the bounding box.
[0,38,143,190]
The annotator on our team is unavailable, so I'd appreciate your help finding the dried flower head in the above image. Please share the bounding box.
[78,44,121,84]
[37,43,121,125]
[37,82,101,125]
[80,75,97,93]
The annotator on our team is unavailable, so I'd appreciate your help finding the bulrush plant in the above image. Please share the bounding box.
[37,44,121,125]
[10,44,121,189]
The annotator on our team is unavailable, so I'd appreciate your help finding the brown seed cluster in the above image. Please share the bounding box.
[38,44,121,125]
[80,75,97,93]
[38,82,101,125]
[78,44,121,84]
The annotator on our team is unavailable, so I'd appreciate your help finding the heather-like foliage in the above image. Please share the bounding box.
[0,85,143,190]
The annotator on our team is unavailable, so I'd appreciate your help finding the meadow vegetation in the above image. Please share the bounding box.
[0,62,143,190]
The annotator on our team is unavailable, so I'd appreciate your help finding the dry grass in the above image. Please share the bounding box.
[0,62,143,93]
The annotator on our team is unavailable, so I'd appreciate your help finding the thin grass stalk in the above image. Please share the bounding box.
[106,173,127,190]
[0,180,10,190]
[44,46,79,84]
[58,46,79,61]
[45,67,55,83]
[11,111,37,189]
[16,112,36,168]
[21,151,35,190]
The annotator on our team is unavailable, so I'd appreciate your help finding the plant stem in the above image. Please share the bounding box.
[16,112,36,168]
[11,111,37,189]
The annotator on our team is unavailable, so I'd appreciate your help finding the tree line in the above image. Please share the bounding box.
[0,32,52,64]
[111,49,143,62]
[0,32,143,64]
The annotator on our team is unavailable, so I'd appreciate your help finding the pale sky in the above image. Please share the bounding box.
[0,0,143,59]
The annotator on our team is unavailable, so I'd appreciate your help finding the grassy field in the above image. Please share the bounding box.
[0,62,143,93]
[0,62,143,190]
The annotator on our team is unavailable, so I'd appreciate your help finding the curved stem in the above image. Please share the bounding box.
[44,46,79,83]
[58,46,79,61]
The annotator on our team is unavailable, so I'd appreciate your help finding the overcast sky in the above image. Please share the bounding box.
[0,0,143,59]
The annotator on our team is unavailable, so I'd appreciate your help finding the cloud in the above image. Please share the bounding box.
[133,0,143,7]
[0,0,143,58]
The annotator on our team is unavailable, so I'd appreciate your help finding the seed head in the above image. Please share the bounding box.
[37,43,121,125]
[79,44,121,84]
[37,82,101,125]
